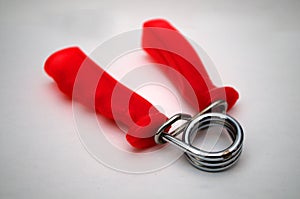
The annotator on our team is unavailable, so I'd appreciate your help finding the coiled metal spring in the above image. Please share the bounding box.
[154,100,244,172]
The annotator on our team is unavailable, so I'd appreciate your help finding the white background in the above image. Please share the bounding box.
[0,0,299,198]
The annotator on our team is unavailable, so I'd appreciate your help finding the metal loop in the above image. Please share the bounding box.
[154,113,192,144]
[154,100,244,172]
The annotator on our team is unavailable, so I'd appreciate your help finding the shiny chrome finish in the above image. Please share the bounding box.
[154,100,244,172]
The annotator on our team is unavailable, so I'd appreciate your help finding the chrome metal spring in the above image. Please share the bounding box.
[154,100,244,172]
[182,113,243,172]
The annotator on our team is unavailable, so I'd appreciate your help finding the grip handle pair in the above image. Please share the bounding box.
[44,19,239,149]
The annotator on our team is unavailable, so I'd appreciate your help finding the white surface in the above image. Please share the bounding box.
[0,0,300,198]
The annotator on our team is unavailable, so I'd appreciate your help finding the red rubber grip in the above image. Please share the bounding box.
[45,47,167,149]
[142,19,239,111]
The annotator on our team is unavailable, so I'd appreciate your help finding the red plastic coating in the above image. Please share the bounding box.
[45,47,167,149]
[44,19,239,149]
[142,19,239,111]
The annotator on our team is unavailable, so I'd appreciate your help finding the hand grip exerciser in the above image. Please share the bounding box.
[44,19,244,172]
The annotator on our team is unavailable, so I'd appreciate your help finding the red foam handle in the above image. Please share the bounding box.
[142,19,239,111]
[45,47,167,149]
